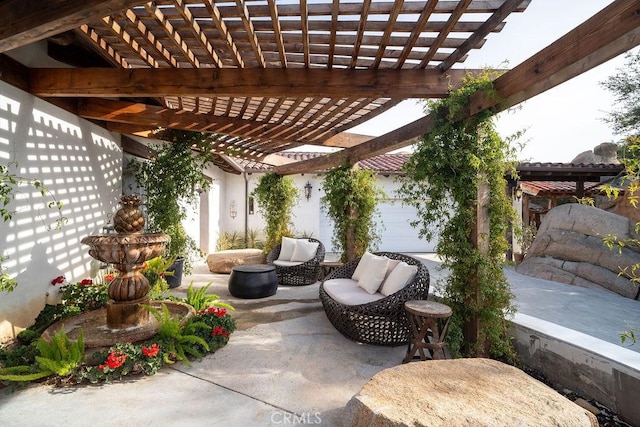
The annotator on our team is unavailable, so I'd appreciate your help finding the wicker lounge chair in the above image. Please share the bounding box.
[266,237,325,286]
[319,252,430,346]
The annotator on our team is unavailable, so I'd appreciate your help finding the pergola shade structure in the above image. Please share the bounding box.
[0,0,639,172]
[0,0,531,163]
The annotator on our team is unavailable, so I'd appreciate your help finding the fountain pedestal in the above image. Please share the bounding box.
[43,196,194,348]
[82,233,169,329]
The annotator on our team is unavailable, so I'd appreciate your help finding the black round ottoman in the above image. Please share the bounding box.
[228,264,278,299]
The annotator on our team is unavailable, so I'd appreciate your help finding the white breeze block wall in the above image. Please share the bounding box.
[0,81,122,343]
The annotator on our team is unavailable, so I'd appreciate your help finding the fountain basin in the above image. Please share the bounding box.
[42,301,195,348]
[81,233,170,266]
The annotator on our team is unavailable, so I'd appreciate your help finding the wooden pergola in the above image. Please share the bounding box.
[1,0,638,174]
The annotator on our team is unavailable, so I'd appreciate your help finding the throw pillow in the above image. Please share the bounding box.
[351,251,375,281]
[357,255,389,294]
[379,262,418,296]
[277,237,297,261]
[290,239,320,262]
[383,258,401,281]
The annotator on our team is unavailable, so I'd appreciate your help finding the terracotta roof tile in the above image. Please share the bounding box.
[240,152,411,174]
[522,181,601,195]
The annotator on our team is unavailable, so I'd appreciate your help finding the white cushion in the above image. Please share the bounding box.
[379,261,418,296]
[351,251,375,281]
[278,237,297,261]
[323,278,385,306]
[273,259,304,267]
[357,255,389,294]
[384,258,401,281]
[290,239,319,262]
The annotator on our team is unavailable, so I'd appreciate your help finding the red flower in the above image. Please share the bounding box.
[104,351,127,369]
[142,343,160,357]
[211,326,228,337]
[51,276,65,286]
[141,263,148,270]
[105,273,115,282]
[80,278,93,286]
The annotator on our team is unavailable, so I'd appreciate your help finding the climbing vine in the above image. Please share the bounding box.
[132,129,218,274]
[251,173,299,254]
[398,71,519,358]
[321,163,385,261]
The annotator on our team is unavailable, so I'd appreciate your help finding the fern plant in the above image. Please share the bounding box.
[145,303,210,366]
[0,329,84,381]
[184,281,235,312]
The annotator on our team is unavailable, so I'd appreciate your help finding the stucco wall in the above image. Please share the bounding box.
[218,172,404,252]
[0,81,122,343]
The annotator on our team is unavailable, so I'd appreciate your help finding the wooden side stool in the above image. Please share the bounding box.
[403,300,452,363]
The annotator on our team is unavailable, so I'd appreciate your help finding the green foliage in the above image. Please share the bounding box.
[601,51,640,138]
[78,342,163,383]
[1,329,85,382]
[321,164,385,261]
[0,340,39,368]
[189,306,237,354]
[215,229,264,251]
[216,230,244,251]
[398,70,518,358]
[145,303,210,366]
[142,256,174,300]
[1,280,237,385]
[132,129,218,274]
[251,173,299,253]
[35,329,85,376]
[184,281,235,312]
[621,328,639,345]
[59,279,109,312]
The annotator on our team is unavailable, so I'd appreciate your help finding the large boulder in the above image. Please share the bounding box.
[345,358,597,426]
[206,249,266,274]
[517,203,640,299]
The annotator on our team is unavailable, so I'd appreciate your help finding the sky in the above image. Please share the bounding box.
[347,0,632,163]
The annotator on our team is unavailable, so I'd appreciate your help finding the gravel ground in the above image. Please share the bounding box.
[523,366,632,427]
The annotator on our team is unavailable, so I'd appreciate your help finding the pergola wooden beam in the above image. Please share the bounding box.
[0,0,148,53]
[275,0,640,175]
[28,68,478,98]
[74,98,324,148]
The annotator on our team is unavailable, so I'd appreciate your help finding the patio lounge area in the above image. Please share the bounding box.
[1,254,639,426]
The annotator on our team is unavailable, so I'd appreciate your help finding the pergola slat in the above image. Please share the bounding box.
[204,0,244,68]
[267,0,287,67]
[144,2,201,68]
[235,0,266,67]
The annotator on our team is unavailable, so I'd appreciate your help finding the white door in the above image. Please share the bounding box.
[377,199,437,252]
[319,199,437,254]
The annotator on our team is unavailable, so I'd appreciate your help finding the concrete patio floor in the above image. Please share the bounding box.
[1,254,640,426]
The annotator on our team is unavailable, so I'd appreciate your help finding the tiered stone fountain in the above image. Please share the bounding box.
[44,195,193,348]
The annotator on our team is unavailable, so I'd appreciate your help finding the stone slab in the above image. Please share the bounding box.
[206,249,266,273]
[345,358,598,426]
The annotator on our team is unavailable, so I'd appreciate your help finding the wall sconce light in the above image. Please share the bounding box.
[304,181,313,201]
[515,183,523,201]
[230,200,237,219]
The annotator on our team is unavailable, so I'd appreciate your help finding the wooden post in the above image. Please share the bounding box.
[463,177,491,355]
